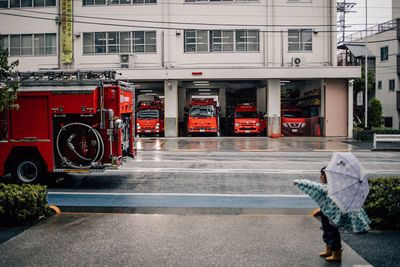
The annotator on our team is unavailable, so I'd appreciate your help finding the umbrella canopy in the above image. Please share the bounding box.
[325,152,369,213]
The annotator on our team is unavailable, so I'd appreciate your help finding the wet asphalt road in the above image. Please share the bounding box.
[48,138,400,195]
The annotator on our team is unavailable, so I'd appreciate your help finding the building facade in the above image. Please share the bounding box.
[0,0,360,137]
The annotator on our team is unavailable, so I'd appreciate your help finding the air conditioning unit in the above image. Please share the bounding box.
[120,54,130,69]
[292,57,303,67]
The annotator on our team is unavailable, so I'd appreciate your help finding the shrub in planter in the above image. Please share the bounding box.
[364,177,400,230]
[354,129,400,141]
[0,183,54,227]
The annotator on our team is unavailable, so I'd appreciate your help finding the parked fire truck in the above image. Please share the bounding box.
[281,107,306,136]
[0,71,136,184]
[187,98,219,136]
[136,95,164,137]
[233,103,267,136]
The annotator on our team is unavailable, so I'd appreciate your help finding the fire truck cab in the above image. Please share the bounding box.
[187,98,218,136]
[233,104,266,135]
[0,74,136,184]
[136,95,164,137]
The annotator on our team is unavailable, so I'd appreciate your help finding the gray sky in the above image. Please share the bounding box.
[343,0,393,34]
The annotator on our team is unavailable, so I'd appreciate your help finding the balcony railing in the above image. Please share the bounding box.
[343,19,398,44]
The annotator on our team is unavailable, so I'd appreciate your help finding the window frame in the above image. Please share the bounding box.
[2,0,55,8]
[389,79,395,91]
[83,31,157,54]
[288,29,312,52]
[380,46,389,61]
[184,29,259,53]
[377,80,382,90]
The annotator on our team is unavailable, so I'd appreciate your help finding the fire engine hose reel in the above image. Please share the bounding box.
[56,122,105,169]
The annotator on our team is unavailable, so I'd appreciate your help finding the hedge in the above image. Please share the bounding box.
[353,129,400,141]
[0,183,54,227]
[364,177,400,230]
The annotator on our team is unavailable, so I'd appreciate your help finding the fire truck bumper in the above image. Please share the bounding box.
[188,128,217,133]
[234,127,260,134]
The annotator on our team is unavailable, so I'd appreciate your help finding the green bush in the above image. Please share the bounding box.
[368,98,383,128]
[363,177,400,230]
[353,128,400,141]
[0,183,54,227]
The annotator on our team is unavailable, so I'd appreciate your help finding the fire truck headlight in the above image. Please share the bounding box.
[282,123,288,127]
[234,123,239,127]
[256,123,260,127]
[136,123,141,129]
[156,123,160,130]
[114,119,123,129]
[300,123,306,128]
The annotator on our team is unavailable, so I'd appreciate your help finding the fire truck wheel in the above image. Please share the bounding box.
[12,157,44,184]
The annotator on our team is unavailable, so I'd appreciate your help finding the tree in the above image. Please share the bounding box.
[0,45,19,112]
[368,98,383,128]
[353,65,375,127]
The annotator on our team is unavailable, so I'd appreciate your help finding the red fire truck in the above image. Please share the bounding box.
[136,95,164,137]
[233,103,267,135]
[0,71,136,184]
[187,98,218,136]
[281,107,306,136]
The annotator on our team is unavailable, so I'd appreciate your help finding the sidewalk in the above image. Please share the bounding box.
[0,213,371,267]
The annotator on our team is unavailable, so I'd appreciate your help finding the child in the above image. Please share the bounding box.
[318,166,342,262]
[294,167,371,263]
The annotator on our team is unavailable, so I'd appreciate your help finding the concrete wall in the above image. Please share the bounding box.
[1,0,338,71]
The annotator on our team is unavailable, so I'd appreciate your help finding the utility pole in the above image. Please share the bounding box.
[337,1,356,66]
[337,0,356,44]
[364,0,368,129]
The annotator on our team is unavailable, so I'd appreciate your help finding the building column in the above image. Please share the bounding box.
[164,80,178,137]
[348,79,354,138]
[257,87,267,114]
[267,79,281,136]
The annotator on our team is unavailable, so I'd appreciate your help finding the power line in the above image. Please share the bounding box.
[10,8,391,28]
[1,11,390,34]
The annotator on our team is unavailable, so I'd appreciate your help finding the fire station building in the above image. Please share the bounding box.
[0,0,360,137]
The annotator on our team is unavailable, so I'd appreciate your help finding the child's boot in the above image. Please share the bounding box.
[319,245,332,257]
[325,249,342,262]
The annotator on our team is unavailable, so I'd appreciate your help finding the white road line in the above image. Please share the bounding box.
[114,168,400,174]
[47,192,310,198]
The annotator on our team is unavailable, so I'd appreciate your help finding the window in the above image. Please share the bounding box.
[184,29,259,53]
[133,31,156,53]
[236,30,259,52]
[83,0,155,5]
[378,80,382,90]
[184,30,208,52]
[0,36,8,50]
[7,34,56,56]
[10,34,32,56]
[185,0,256,2]
[210,30,234,52]
[389,79,395,91]
[34,34,56,56]
[2,0,55,7]
[288,29,312,51]
[380,46,388,61]
[383,117,393,128]
[83,31,157,54]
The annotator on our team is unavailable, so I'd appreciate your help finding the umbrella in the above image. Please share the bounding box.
[325,152,369,213]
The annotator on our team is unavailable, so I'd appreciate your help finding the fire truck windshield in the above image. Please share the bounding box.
[189,105,216,117]
[283,110,303,118]
[137,109,159,119]
[235,111,258,118]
